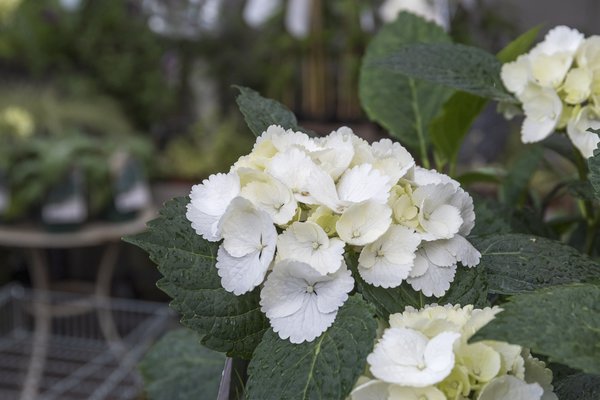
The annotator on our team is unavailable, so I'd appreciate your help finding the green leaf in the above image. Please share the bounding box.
[500,145,544,206]
[555,373,600,400]
[234,86,300,137]
[139,328,226,400]
[348,253,488,319]
[124,197,269,359]
[473,283,600,375]
[473,233,600,295]
[376,42,515,102]
[429,91,488,164]
[245,295,377,400]
[587,144,600,200]
[457,167,505,186]
[359,12,453,154]
[496,25,542,63]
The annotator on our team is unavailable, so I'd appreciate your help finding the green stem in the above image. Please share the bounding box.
[409,79,430,169]
[574,149,597,255]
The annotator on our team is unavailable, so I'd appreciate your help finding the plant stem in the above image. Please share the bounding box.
[574,149,597,255]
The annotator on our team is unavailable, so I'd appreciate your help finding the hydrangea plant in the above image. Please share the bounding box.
[128,13,600,400]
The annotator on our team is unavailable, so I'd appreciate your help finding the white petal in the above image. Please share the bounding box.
[260,260,354,343]
[266,148,318,202]
[311,126,355,180]
[520,85,562,142]
[350,379,391,400]
[337,201,392,246]
[478,375,544,400]
[337,164,392,204]
[186,172,240,241]
[271,296,336,343]
[424,331,460,373]
[420,204,463,240]
[371,138,415,183]
[447,235,481,267]
[240,176,297,225]
[567,106,600,158]
[219,197,276,258]
[314,265,354,313]
[535,26,584,56]
[306,165,343,211]
[501,55,530,95]
[216,245,272,295]
[450,187,476,236]
[277,221,346,275]
[368,327,456,387]
[358,225,421,288]
[388,386,446,400]
[412,167,458,188]
[407,256,457,297]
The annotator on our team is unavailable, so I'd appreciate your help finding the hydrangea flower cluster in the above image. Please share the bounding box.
[351,305,557,400]
[186,125,480,343]
[501,26,600,158]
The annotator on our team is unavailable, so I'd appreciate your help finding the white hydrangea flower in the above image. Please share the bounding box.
[260,259,354,343]
[563,67,593,104]
[478,375,544,400]
[501,55,530,96]
[358,225,421,288]
[577,36,600,71]
[186,172,241,241]
[567,106,600,158]
[215,197,277,295]
[277,221,346,275]
[367,327,460,387]
[336,201,392,246]
[361,305,556,400]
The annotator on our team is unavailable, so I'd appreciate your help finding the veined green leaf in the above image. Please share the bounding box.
[234,86,301,137]
[359,12,453,155]
[587,144,600,200]
[473,233,600,295]
[375,42,515,102]
[555,373,600,400]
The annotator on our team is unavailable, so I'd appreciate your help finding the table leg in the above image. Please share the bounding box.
[94,242,125,355]
[20,249,51,400]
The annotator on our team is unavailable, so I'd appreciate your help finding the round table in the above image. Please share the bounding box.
[0,208,156,400]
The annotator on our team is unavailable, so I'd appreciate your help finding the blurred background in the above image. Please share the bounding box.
[0,0,597,399]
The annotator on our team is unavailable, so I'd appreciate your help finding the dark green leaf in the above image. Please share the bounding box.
[430,92,488,164]
[348,253,488,319]
[124,197,269,359]
[500,145,544,206]
[555,373,600,400]
[359,12,453,154]
[234,86,300,137]
[457,167,505,186]
[139,328,226,400]
[566,180,596,201]
[245,295,377,400]
[496,25,542,63]
[474,233,600,295]
[376,42,515,102]
[473,283,600,375]
[469,198,513,237]
[587,144,600,200]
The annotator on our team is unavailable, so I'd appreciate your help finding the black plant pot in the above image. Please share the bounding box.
[41,169,87,232]
[102,156,151,222]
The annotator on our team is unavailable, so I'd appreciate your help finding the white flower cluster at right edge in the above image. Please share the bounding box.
[186,125,481,343]
[350,305,557,400]
[501,26,600,158]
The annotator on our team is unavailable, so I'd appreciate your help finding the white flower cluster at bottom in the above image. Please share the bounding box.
[351,305,557,400]
[186,125,480,343]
